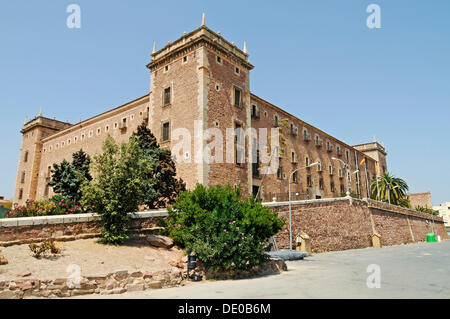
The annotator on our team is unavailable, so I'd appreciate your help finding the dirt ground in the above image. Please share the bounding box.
[0,238,185,281]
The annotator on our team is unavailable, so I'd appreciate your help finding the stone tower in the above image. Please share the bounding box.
[146,16,254,193]
[13,115,71,204]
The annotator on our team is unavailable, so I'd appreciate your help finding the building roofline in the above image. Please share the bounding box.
[40,93,150,143]
[250,93,376,163]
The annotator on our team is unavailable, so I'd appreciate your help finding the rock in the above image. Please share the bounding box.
[16,272,32,278]
[130,271,143,278]
[126,283,145,292]
[105,279,118,290]
[113,270,128,281]
[146,235,174,249]
[71,289,95,296]
[0,290,17,299]
[147,281,162,289]
[0,251,8,265]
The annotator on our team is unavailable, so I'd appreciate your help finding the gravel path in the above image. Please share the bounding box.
[0,238,184,281]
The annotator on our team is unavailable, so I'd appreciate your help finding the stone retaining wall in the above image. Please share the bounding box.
[0,259,287,299]
[269,198,447,253]
[0,210,168,247]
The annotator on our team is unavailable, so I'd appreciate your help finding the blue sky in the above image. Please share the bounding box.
[0,1,449,205]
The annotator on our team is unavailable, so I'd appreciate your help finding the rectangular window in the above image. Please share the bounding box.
[24,151,29,163]
[277,166,283,180]
[292,171,298,183]
[319,178,324,190]
[235,123,244,166]
[305,156,310,167]
[19,189,23,200]
[162,122,170,142]
[307,175,312,187]
[234,87,242,107]
[21,171,25,184]
[164,87,171,106]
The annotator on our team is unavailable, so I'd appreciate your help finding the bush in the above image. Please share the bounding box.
[6,195,83,218]
[164,184,285,271]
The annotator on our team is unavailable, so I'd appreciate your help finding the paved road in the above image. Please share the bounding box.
[79,241,450,299]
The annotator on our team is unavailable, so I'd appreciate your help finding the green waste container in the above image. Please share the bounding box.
[426,233,436,242]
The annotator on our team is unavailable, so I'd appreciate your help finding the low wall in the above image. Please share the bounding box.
[1,199,447,252]
[266,198,447,253]
[0,211,168,247]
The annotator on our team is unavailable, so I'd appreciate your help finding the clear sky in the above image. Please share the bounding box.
[0,0,449,205]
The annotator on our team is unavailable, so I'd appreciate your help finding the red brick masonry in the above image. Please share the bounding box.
[0,200,447,252]
[268,198,447,253]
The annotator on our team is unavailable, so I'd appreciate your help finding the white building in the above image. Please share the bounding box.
[433,202,450,232]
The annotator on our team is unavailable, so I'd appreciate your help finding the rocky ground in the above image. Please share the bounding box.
[0,237,185,281]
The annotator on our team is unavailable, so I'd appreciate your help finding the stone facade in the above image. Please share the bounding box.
[14,21,384,205]
[270,198,447,253]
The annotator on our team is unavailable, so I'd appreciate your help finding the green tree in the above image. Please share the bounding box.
[132,122,186,209]
[164,184,285,271]
[48,149,92,205]
[370,173,409,206]
[81,135,157,244]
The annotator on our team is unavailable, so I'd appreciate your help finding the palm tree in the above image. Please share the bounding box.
[370,173,409,206]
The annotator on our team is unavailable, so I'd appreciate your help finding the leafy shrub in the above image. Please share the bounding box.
[6,195,83,218]
[29,232,61,258]
[415,206,439,216]
[164,184,285,271]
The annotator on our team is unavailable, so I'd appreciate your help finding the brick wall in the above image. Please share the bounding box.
[0,211,167,247]
[267,198,447,253]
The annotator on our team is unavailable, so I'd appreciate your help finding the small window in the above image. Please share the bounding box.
[162,122,170,142]
[234,87,242,107]
[164,87,171,106]
[74,136,78,143]
[81,134,85,140]
[292,171,298,183]
[97,128,101,135]
[235,66,240,75]
[319,178,324,190]
[164,65,169,72]
[88,130,93,138]
[307,175,312,187]
[305,156,310,167]
[67,139,71,145]
[274,115,279,127]
[277,166,283,180]
[56,143,59,149]
[215,84,220,91]
[105,125,109,132]
[61,141,65,147]
[183,56,188,63]
[24,151,29,163]
[21,171,25,183]
[216,56,222,64]
[114,123,118,129]
[18,189,23,200]
[291,152,296,163]
[131,114,134,121]
[345,150,350,161]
